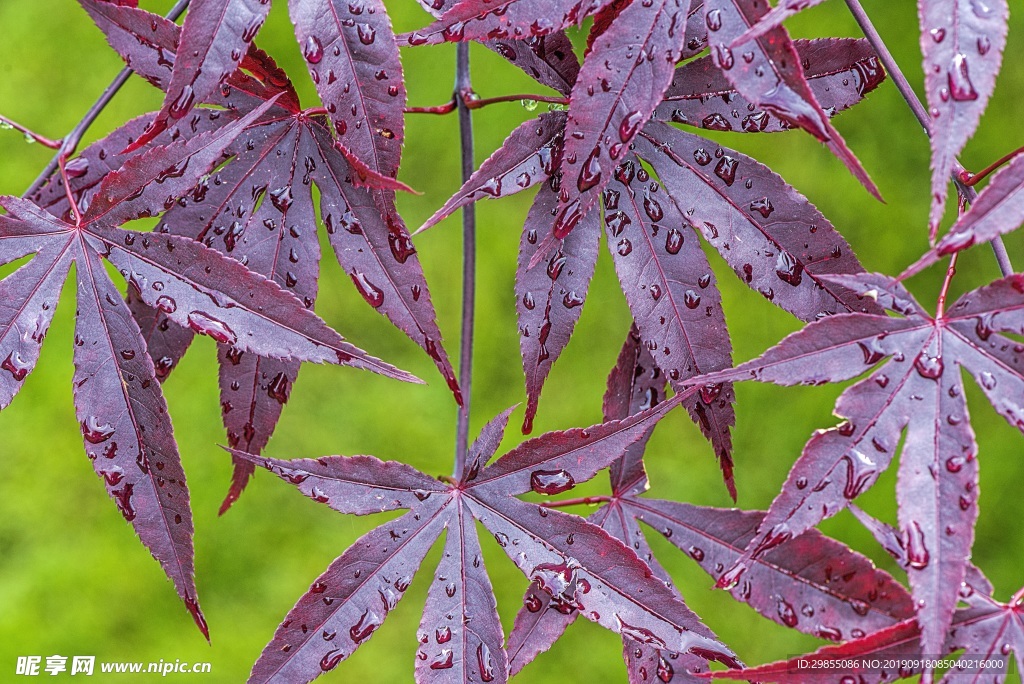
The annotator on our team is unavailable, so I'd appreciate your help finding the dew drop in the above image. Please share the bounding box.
[777,598,798,627]
[904,521,930,569]
[351,272,385,308]
[304,35,324,63]
[530,468,575,495]
[186,311,237,345]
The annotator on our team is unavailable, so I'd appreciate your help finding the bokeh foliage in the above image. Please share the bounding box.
[1,0,1024,680]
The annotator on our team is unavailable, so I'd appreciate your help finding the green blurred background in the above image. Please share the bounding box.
[1,0,1023,681]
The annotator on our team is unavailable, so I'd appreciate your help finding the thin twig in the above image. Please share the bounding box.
[406,99,457,115]
[936,253,959,319]
[454,43,477,476]
[23,0,192,197]
[0,114,61,149]
[465,93,568,110]
[843,0,1013,276]
[406,93,568,116]
[960,143,1024,187]
[539,496,613,508]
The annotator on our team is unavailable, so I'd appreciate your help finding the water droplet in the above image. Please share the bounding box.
[775,252,803,286]
[577,147,602,192]
[435,626,451,643]
[269,187,293,212]
[430,649,454,670]
[562,291,584,308]
[187,311,237,345]
[357,23,376,45]
[82,416,115,444]
[617,238,633,256]
[1,352,30,381]
[705,9,723,31]
[849,599,870,616]
[948,54,979,101]
[267,372,290,403]
[531,468,575,495]
[349,609,381,644]
[553,198,583,238]
[817,625,842,641]
[65,157,90,178]
[749,197,774,218]
[683,290,701,309]
[617,616,667,649]
[776,598,798,627]
[387,230,416,263]
[320,649,344,671]
[606,211,631,236]
[841,449,877,499]
[930,27,946,42]
[914,351,944,379]
[702,113,732,131]
[741,111,770,132]
[351,272,385,308]
[168,85,194,119]
[978,371,997,390]
[904,521,930,569]
[619,111,644,142]
[714,156,738,185]
[478,642,496,682]
[656,656,673,682]
[643,192,664,222]
[663,228,684,254]
[304,35,324,63]
[524,593,542,612]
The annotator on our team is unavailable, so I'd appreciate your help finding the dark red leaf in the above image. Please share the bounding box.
[603,326,666,497]
[920,0,1009,238]
[73,246,207,637]
[636,121,881,322]
[713,584,1024,682]
[551,0,688,240]
[516,182,599,434]
[249,505,448,682]
[604,153,736,494]
[132,0,271,149]
[399,0,609,47]
[0,90,415,626]
[415,510,508,683]
[630,501,915,639]
[702,0,881,199]
[655,38,886,134]
[288,0,406,179]
[239,396,742,681]
[489,33,581,95]
[306,123,460,402]
[409,0,582,95]
[717,272,1024,656]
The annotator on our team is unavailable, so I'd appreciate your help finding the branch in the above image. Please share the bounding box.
[0,114,61,149]
[454,43,477,475]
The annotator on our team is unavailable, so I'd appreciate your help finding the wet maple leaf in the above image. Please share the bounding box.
[508,326,914,681]
[0,97,415,637]
[712,271,1024,658]
[232,395,742,683]
[58,0,459,509]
